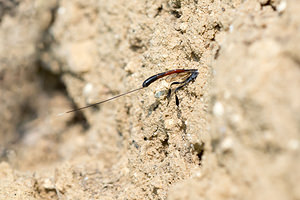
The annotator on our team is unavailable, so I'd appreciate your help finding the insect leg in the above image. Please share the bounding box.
[167,80,190,106]
[172,71,199,106]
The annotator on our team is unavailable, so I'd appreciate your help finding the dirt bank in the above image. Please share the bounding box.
[0,0,299,199]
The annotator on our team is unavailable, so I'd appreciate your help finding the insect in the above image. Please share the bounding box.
[60,69,198,115]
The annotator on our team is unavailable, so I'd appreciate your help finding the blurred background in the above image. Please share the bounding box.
[0,0,299,199]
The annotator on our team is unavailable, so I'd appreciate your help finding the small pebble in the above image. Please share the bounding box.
[213,101,224,117]
[83,83,93,97]
[57,7,66,15]
[277,1,287,13]
[229,25,234,33]
[164,119,175,129]
[220,137,234,151]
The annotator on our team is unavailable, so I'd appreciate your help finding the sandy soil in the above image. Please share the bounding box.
[0,0,299,199]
